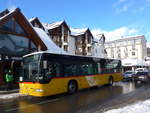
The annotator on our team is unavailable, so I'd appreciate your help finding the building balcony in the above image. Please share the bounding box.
[75,51,82,55]
[87,43,92,47]
[75,41,82,45]
[63,42,68,45]
[87,52,92,56]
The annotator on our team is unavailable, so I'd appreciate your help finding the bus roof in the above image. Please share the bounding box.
[23,51,120,61]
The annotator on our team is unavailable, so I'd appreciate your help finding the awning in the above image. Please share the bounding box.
[122,59,148,67]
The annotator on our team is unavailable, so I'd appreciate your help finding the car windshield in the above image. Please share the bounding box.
[136,69,143,71]
[136,72,149,76]
[125,71,133,74]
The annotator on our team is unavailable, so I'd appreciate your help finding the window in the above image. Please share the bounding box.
[0,33,30,56]
[0,19,13,32]
[117,48,121,58]
[63,63,96,76]
[100,59,121,73]
[44,62,60,78]
[77,63,94,75]
[64,64,77,76]
[111,49,114,58]
[0,18,27,35]
[132,52,135,56]
[64,45,68,51]
[64,35,68,42]
[30,41,37,52]
[88,47,91,53]
[124,48,128,57]
[15,20,26,35]
[87,37,91,44]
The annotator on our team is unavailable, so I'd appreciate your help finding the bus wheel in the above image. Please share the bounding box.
[68,81,78,94]
[108,76,113,85]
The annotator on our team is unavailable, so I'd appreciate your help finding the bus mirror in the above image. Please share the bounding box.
[43,60,47,69]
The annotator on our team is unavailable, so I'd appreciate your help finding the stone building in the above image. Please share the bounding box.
[105,35,147,71]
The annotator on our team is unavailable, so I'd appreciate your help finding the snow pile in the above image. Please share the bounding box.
[34,27,68,55]
[71,28,88,36]
[104,99,150,113]
[0,93,22,100]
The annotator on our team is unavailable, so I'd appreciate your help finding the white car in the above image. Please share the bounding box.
[135,68,148,73]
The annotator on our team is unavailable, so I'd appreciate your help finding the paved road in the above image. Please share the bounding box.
[0,81,149,113]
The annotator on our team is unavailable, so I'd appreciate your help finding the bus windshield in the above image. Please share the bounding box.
[22,54,41,82]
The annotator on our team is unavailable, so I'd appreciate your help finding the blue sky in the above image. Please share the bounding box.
[0,0,150,41]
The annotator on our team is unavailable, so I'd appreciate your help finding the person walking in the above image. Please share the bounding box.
[5,70,13,90]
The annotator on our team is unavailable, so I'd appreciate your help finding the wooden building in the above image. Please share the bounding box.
[0,8,47,85]
[71,28,93,56]
[43,21,70,52]
[29,17,45,31]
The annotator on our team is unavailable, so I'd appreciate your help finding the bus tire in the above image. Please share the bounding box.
[68,81,78,94]
[108,76,113,86]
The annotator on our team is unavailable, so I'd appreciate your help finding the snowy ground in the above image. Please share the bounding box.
[0,93,27,100]
[0,93,20,99]
[104,99,150,113]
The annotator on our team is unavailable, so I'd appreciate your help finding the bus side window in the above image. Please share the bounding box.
[77,65,84,75]
[64,64,77,77]
[100,59,106,74]
[87,64,93,75]
[92,63,98,75]
[78,64,93,75]
[45,63,60,78]
[97,63,101,74]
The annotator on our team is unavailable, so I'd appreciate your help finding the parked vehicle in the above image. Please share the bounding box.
[135,68,148,73]
[134,71,150,83]
[123,71,135,81]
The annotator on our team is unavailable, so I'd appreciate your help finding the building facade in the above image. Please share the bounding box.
[105,35,147,71]
[105,35,147,60]
[43,21,70,52]
[70,28,93,56]
[92,34,107,58]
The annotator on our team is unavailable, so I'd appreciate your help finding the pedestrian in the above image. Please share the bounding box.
[5,70,13,90]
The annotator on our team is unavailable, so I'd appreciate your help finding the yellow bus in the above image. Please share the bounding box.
[19,51,123,97]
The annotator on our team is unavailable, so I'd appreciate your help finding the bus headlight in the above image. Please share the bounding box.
[35,89,43,92]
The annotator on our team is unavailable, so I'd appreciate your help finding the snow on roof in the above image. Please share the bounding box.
[104,99,150,113]
[93,34,105,43]
[106,35,145,42]
[70,28,88,36]
[122,58,148,66]
[42,21,64,30]
[29,17,36,22]
[34,27,68,55]
[0,8,16,21]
